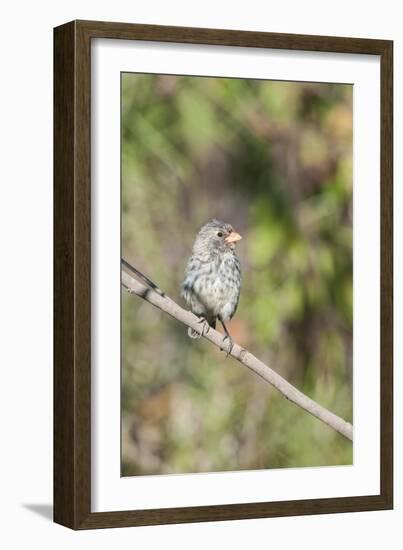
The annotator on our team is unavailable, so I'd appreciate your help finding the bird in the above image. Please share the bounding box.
[181,219,242,355]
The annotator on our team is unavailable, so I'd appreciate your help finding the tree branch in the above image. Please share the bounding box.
[122,268,353,442]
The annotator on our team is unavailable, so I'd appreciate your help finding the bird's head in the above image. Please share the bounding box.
[193,219,242,254]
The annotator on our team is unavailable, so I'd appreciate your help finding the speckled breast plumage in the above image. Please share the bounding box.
[181,249,241,324]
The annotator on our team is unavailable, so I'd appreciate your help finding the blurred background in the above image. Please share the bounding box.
[121,73,353,476]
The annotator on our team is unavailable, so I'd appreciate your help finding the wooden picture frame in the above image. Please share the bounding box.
[54,20,393,529]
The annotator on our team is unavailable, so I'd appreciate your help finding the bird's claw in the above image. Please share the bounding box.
[197,317,210,337]
[222,334,234,358]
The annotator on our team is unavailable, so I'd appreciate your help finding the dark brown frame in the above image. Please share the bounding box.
[54,19,393,530]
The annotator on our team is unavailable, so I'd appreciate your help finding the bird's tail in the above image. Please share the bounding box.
[187,317,216,339]
[188,328,201,339]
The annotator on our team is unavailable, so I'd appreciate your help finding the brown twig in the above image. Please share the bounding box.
[122,268,353,442]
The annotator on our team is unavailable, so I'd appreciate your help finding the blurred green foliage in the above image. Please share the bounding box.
[121,73,353,476]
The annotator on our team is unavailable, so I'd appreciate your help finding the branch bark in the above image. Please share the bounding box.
[122,268,353,442]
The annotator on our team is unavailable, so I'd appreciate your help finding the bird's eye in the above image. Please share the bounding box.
[217,231,223,237]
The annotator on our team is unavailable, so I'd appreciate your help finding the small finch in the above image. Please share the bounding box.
[181,219,242,354]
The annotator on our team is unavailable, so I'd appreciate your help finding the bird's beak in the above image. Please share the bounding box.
[225,231,242,244]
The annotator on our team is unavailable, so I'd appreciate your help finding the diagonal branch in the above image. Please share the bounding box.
[122,268,353,442]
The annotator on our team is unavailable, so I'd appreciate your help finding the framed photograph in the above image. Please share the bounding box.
[54,20,393,529]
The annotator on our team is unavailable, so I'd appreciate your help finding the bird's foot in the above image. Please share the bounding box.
[188,317,210,339]
[221,334,234,358]
[197,316,211,336]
